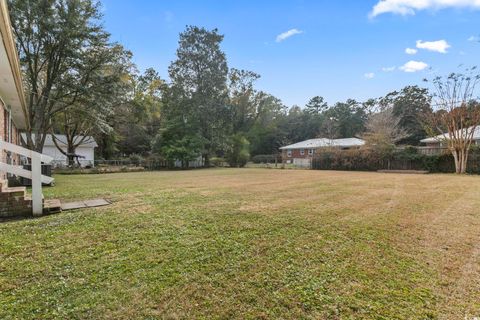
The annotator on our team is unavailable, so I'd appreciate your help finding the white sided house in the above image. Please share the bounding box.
[280,138,365,167]
[22,134,97,168]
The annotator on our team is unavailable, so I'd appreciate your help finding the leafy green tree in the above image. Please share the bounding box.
[167,26,229,166]
[228,68,261,133]
[303,96,328,138]
[152,85,204,168]
[381,86,432,145]
[50,45,133,165]
[151,131,203,168]
[225,134,250,167]
[133,68,164,137]
[9,0,117,152]
[114,68,165,156]
[324,99,367,138]
[247,92,287,155]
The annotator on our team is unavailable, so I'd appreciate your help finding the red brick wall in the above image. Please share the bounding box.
[426,142,440,148]
[282,148,315,161]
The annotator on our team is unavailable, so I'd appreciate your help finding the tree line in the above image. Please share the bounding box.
[8,0,479,172]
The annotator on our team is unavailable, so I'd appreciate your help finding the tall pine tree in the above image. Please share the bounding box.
[166,26,229,166]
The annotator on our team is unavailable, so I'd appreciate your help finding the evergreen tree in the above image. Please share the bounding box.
[166,26,229,166]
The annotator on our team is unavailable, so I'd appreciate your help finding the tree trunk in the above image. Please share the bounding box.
[459,149,468,174]
[452,150,460,174]
[67,146,76,167]
[204,153,210,167]
[452,149,468,174]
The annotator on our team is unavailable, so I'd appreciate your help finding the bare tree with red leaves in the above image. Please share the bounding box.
[425,68,480,174]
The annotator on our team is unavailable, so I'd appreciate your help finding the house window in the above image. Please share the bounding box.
[287,150,292,157]
[300,149,305,156]
[308,149,313,155]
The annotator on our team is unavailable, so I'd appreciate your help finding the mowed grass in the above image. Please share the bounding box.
[1,169,480,319]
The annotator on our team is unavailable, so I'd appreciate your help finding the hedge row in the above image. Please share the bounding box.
[311,148,480,174]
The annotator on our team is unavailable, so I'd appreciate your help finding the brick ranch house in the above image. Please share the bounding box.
[280,138,365,167]
[0,0,27,173]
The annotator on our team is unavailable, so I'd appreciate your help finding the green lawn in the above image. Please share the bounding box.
[1,169,480,319]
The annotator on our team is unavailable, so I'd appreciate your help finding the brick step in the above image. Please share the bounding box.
[0,185,32,218]
[0,179,61,217]
[0,186,27,198]
[43,199,62,214]
[24,194,44,201]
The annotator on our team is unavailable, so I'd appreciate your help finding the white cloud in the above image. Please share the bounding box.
[399,60,428,72]
[276,29,303,42]
[416,40,450,53]
[364,72,375,79]
[370,0,480,17]
[405,48,417,55]
[468,35,479,42]
[382,66,396,72]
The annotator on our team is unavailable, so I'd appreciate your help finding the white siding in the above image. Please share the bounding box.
[43,145,95,167]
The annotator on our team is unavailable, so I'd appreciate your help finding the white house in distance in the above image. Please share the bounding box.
[21,133,97,167]
[280,137,365,167]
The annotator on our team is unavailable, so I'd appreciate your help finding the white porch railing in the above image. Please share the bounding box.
[0,140,54,216]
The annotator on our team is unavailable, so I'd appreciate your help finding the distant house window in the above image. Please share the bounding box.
[308,149,314,155]
[287,150,292,157]
[300,149,305,156]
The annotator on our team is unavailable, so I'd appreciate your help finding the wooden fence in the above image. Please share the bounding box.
[94,159,169,170]
[311,151,480,173]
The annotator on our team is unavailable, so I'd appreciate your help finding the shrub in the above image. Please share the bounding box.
[129,154,144,166]
[210,157,227,167]
[312,147,480,173]
[314,148,384,171]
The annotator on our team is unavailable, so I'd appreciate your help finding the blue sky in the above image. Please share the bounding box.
[101,0,480,107]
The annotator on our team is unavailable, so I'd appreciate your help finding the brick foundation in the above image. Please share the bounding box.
[0,180,32,218]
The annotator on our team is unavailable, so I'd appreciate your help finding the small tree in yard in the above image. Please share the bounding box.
[363,107,409,156]
[425,69,480,174]
[226,134,250,167]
